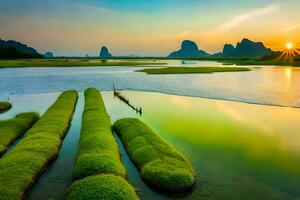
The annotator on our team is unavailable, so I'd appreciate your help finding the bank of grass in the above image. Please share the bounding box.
[221,60,300,67]
[113,118,196,193]
[72,88,126,180]
[0,90,78,200]
[0,112,39,156]
[68,88,138,200]
[69,175,138,200]
[0,59,165,68]
[0,102,12,113]
[136,66,251,74]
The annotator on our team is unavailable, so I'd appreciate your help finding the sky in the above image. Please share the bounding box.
[0,0,300,56]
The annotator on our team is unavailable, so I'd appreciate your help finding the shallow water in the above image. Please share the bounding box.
[1,91,300,200]
[0,61,300,108]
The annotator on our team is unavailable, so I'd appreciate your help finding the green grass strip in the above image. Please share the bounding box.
[136,66,251,74]
[0,59,164,68]
[68,88,138,200]
[69,175,138,200]
[113,118,196,193]
[0,102,12,113]
[0,90,78,200]
[72,88,126,180]
[0,112,39,156]
[221,60,300,67]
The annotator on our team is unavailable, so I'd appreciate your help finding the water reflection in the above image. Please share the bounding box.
[1,91,300,200]
[285,67,292,83]
[1,62,300,108]
[104,91,300,200]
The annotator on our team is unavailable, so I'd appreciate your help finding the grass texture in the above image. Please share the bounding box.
[0,102,12,113]
[113,118,196,193]
[68,88,138,200]
[0,112,39,156]
[221,60,300,67]
[68,175,138,200]
[136,66,251,74]
[0,59,164,68]
[0,90,78,200]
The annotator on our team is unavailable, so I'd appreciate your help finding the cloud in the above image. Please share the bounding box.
[218,4,280,32]
[178,30,191,38]
[283,24,299,32]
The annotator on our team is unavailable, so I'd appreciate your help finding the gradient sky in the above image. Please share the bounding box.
[0,0,299,56]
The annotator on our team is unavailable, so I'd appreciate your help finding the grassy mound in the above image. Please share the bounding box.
[69,88,138,200]
[0,90,78,200]
[72,88,126,180]
[113,118,196,193]
[68,175,138,200]
[0,102,12,113]
[0,112,39,156]
[136,66,250,74]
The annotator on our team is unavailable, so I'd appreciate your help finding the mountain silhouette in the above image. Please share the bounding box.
[168,40,209,58]
[99,46,112,58]
[0,39,42,58]
[221,38,273,57]
[44,52,54,58]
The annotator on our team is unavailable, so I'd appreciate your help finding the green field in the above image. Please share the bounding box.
[0,112,39,156]
[0,102,12,113]
[0,59,164,68]
[114,118,196,193]
[136,66,251,74]
[69,88,138,200]
[0,90,78,200]
[220,60,300,67]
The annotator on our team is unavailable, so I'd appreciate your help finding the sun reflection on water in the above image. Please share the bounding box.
[284,67,292,82]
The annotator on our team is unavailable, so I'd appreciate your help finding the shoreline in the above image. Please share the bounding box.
[3,89,299,111]
[0,58,300,68]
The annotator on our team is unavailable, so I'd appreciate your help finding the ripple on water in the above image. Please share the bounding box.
[0,62,300,108]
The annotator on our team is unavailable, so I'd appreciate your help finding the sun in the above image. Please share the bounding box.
[277,42,300,61]
[286,42,293,50]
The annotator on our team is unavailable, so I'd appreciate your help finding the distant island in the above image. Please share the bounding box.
[44,52,54,58]
[167,38,275,58]
[168,40,209,58]
[99,46,113,58]
[218,38,273,57]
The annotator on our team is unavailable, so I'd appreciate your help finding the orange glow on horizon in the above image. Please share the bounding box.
[275,42,299,62]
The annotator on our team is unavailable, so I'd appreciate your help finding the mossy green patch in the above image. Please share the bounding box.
[136,66,251,74]
[0,112,39,156]
[113,118,196,193]
[0,102,12,113]
[69,88,138,200]
[0,90,78,200]
[72,88,126,180]
[68,174,138,200]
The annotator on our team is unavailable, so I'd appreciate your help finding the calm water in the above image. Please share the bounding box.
[1,91,300,200]
[0,61,300,108]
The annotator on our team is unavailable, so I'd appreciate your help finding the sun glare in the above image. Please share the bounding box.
[277,42,299,62]
[286,42,293,50]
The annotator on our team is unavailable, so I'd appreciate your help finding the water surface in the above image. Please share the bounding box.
[1,91,300,200]
[0,61,300,108]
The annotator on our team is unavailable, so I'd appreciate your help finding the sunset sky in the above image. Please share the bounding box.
[0,0,299,56]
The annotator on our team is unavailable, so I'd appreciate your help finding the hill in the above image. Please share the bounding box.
[99,46,113,58]
[220,38,273,57]
[0,39,42,59]
[168,40,210,58]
